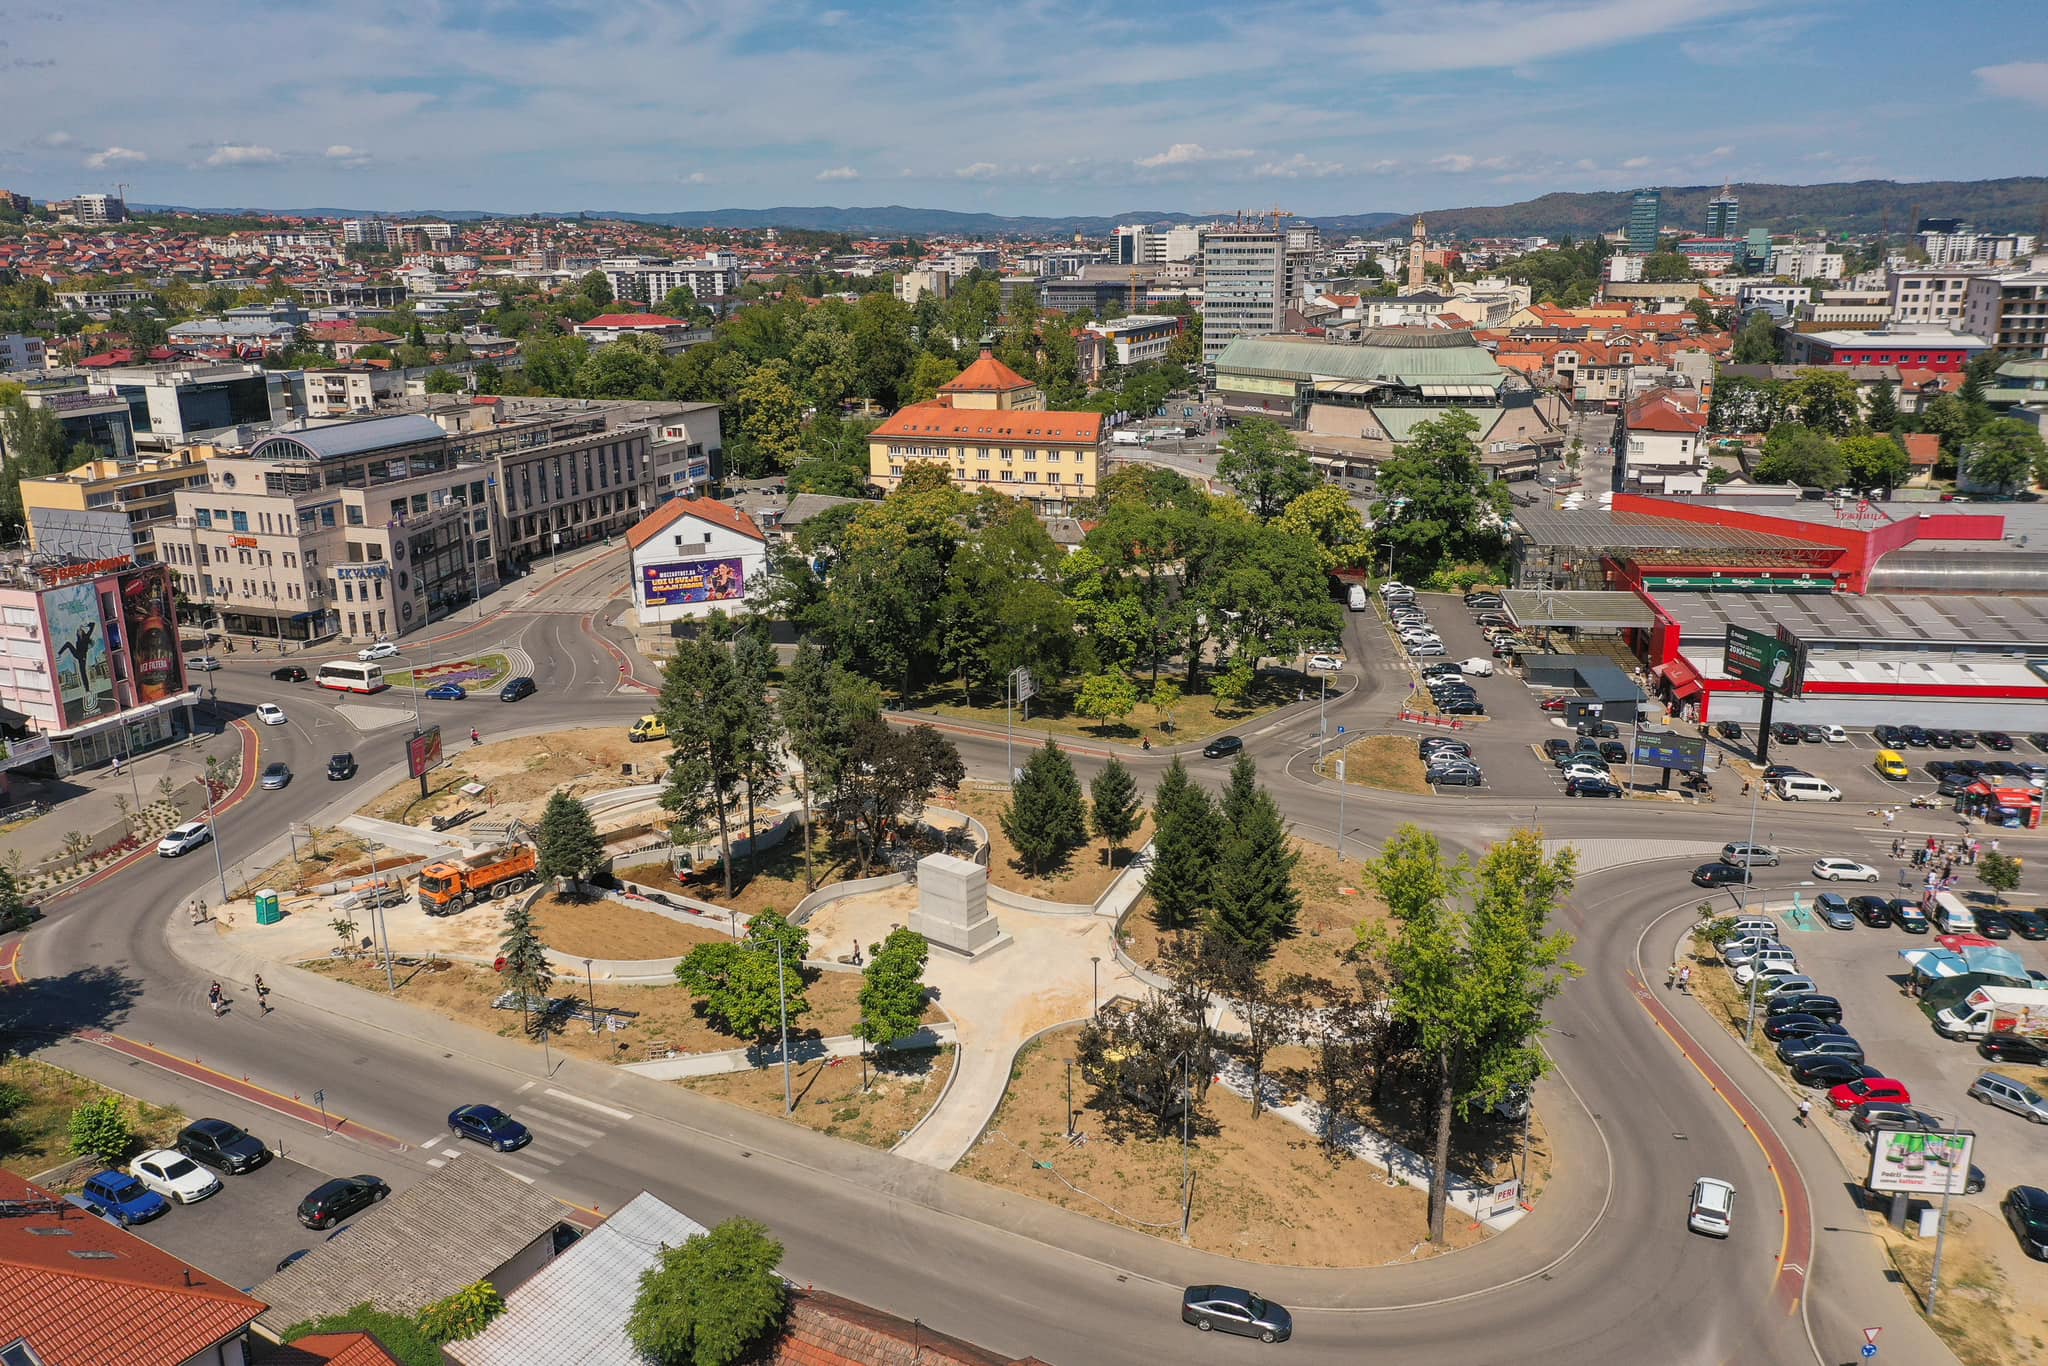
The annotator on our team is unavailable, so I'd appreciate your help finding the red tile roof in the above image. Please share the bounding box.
[1625,387,1707,435]
[257,1332,405,1365]
[1903,433,1941,466]
[625,495,766,550]
[577,313,687,329]
[871,401,1102,445]
[938,347,1034,394]
[0,1169,265,1366]
[769,1289,1053,1366]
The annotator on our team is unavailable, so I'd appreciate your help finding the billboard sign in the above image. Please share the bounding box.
[1723,624,1808,696]
[0,733,53,772]
[1867,1127,1974,1196]
[45,582,116,726]
[641,556,746,609]
[406,725,444,780]
[119,566,185,705]
[1633,732,1708,773]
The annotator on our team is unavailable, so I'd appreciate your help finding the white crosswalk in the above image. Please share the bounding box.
[417,1091,629,1180]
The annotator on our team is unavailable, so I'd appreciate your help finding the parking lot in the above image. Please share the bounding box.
[1709,724,2048,816]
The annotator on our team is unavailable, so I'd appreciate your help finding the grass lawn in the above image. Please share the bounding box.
[682,1045,954,1150]
[379,652,513,691]
[1317,734,1433,796]
[917,670,1302,747]
[0,1057,185,1181]
[953,786,1151,905]
[956,1026,1496,1265]
[531,892,730,960]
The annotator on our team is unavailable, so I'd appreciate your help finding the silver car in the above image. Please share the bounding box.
[1969,1071,2048,1123]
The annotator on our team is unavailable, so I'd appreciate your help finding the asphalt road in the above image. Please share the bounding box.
[6,547,1971,1365]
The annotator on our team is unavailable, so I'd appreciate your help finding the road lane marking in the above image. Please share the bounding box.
[544,1087,632,1121]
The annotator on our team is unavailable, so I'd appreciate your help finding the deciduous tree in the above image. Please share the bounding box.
[1216,417,1315,521]
[67,1097,132,1165]
[627,1218,788,1366]
[660,627,749,897]
[778,643,881,889]
[1966,418,2046,494]
[834,719,963,875]
[1753,423,1844,489]
[1371,408,1509,583]
[1073,670,1140,731]
[855,927,929,1086]
[1274,485,1373,571]
[1838,434,1909,494]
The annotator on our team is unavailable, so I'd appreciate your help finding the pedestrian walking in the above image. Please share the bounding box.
[1884,807,1895,827]
[1665,963,1679,989]
[110,754,121,778]
[254,974,270,1014]
[1678,965,1692,994]
[208,981,224,1017]
[1797,1099,1812,1127]
[1992,837,2002,855]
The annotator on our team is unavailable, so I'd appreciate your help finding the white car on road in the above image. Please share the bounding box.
[358,641,400,661]
[1307,654,1343,672]
[157,822,213,858]
[128,1149,221,1204]
[1458,658,1495,676]
[255,703,287,726]
[1812,857,1880,882]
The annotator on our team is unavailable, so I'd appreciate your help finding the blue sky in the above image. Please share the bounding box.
[2,0,2045,218]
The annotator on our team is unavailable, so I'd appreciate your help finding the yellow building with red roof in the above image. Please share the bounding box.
[867,347,1102,513]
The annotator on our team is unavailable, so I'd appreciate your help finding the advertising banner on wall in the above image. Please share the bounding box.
[45,582,116,726]
[119,566,186,705]
[1866,1128,1974,1196]
[641,557,746,608]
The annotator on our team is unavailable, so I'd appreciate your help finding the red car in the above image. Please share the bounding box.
[1539,697,1570,712]
[1829,1077,1910,1111]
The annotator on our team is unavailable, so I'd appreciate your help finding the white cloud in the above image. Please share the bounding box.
[815,165,859,181]
[1431,153,1507,174]
[84,146,146,169]
[1976,61,2048,108]
[40,130,73,148]
[1253,153,1347,179]
[1135,142,1253,168]
[954,161,1000,180]
[1709,145,1736,158]
[204,143,281,166]
[1621,155,1652,169]
[681,170,712,184]
[324,144,360,159]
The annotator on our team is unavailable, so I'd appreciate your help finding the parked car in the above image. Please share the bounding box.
[1999,907,2048,939]
[157,821,212,857]
[1687,1177,1735,1238]
[1759,975,1821,1000]
[1770,723,1802,745]
[1776,1035,1864,1066]
[269,665,308,682]
[78,1170,169,1226]
[1848,896,1893,927]
[1566,777,1623,798]
[2030,732,2048,753]
[1791,1057,1879,1088]
[1954,730,1980,750]
[327,752,357,781]
[1431,763,1485,787]
[1929,728,1957,749]
[448,1103,532,1151]
[1815,893,1858,930]
[1420,738,1470,760]
[1458,658,1495,677]
[2003,1186,2048,1260]
[1812,857,1880,883]
[1595,740,1625,765]
[176,1118,269,1174]
[1762,1014,1848,1043]
[1977,909,2014,940]
[499,676,537,702]
[1829,1077,1910,1111]
[1692,862,1751,888]
[1762,764,1810,783]
[1968,1071,2048,1123]
[1980,1035,2048,1067]
[1735,956,1805,987]
[128,1149,221,1205]
[1983,731,2016,751]
[1439,699,1486,716]
[1797,724,1826,744]
[1875,725,1906,747]
[1407,642,1447,657]
[1891,900,1930,933]
[1203,735,1244,759]
[260,762,292,790]
[255,702,287,725]
[1901,725,1930,748]
[297,1175,389,1230]
[1577,719,1620,738]
[1849,1104,1944,1136]
[424,682,469,700]
[1560,762,1609,784]
[1181,1286,1292,1343]
[1715,720,1742,740]
[358,641,400,661]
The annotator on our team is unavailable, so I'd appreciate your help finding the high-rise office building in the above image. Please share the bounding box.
[1627,189,1662,256]
[1201,227,1287,365]
[1705,185,1739,239]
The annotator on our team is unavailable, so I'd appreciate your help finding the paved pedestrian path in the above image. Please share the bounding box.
[622,1022,958,1080]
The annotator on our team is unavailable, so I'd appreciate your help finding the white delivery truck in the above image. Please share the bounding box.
[1934,984,2048,1041]
[1347,584,1368,611]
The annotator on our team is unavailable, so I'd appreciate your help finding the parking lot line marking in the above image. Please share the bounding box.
[517,1080,538,1093]
[419,1135,442,1149]
[500,1167,537,1184]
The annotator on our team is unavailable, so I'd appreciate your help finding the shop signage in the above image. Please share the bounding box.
[1723,624,1809,696]
[334,565,390,580]
[35,555,132,587]
[1644,575,1832,592]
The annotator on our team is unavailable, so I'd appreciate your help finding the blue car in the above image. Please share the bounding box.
[424,682,468,701]
[78,1170,170,1226]
[499,677,536,703]
[448,1103,531,1151]
[1815,893,1858,930]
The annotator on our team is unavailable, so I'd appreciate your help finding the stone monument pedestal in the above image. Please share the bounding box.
[910,852,1011,958]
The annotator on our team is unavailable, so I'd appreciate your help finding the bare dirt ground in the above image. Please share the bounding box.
[1888,1209,2048,1366]
[241,836,417,898]
[357,726,656,828]
[954,787,1151,905]
[619,829,883,920]
[1319,734,1432,796]
[956,1025,1491,1265]
[530,892,728,961]
[683,1045,954,1150]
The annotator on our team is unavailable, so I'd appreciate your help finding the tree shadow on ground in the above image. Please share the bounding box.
[0,963,145,1052]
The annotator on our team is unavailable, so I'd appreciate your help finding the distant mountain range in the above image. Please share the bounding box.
[114,176,2048,241]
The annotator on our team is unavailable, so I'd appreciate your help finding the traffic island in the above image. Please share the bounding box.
[1313,735,1432,796]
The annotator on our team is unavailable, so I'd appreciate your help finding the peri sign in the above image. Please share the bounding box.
[641,557,746,608]
[1867,1127,1974,1196]
[1632,732,1708,773]
[1723,623,1809,697]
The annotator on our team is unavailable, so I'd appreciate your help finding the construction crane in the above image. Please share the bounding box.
[1264,207,1295,232]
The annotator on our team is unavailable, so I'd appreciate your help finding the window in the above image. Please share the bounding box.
[230,510,248,532]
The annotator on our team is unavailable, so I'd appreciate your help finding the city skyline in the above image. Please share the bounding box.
[2,0,2045,217]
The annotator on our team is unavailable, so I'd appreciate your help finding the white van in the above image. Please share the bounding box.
[1110,429,1144,446]
[1769,774,1842,802]
[1347,585,1368,611]
[1930,891,1978,935]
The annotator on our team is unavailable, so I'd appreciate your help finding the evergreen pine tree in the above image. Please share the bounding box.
[535,789,605,893]
[1864,379,1900,434]
[999,736,1087,875]
[1087,757,1141,867]
[499,898,554,1037]
[1209,786,1301,959]
[1145,757,1219,932]
[1221,753,1259,829]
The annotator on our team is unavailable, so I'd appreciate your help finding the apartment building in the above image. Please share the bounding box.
[18,448,211,563]
[1768,245,1846,280]
[55,285,155,312]
[84,362,288,450]
[1083,314,1183,368]
[342,218,400,248]
[1886,267,1995,325]
[600,255,741,304]
[894,268,951,304]
[1962,262,2048,358]
[1917,220,2037,265]
[0,333,46,371]
[1201,227,1288,364]
[1626,189,1662,255]
[75,192,127,224]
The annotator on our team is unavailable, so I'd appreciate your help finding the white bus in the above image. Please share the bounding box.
[316,660,388,694]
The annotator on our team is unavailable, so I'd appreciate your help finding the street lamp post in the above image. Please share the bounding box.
[583,957,597,1031]
[772,939,792,1116]
[1065,1058,1075,1139]
[1091,955,1101,1015]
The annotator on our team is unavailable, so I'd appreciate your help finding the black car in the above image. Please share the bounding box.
[1567,777,1623,798]
[1763,1013,1847,1043]
[2004,908,2048,940]
[1977,910,2013,940]
[1797,724,1826,744]
[270,665,308,682]
[1715,720,1743,740]
[1875,724,1906,747]
[1928,728,1956,749]
[2032,732,2048,753]
[298,1175,388,1230]
[1431,763,1484,787]
[176,1118,269,1174]
[448,1103,532,1151]
[1982,730,2016,751]
[1181,1285,1293,1343]
[1692,862,1751,888]
[1849,895,1893,928]
[1576,719,1620,738]
[1936,773,1975,798]
[1440,699,1486,716]
[1542,738,1573,762]
[1980,1035,2048,1067]
[1598,741,1627,764]
[1954,730,1980,750]
[1768,993,1843,1023]
[1889,898,1930,932]
[500,676,537,702]
[1776,1036,1865,1066]
[1202,735,1243,759]
[1901,725,1930,748]
[2004,1186,2048,1261]
[1790,1056,1880,1088]
[1420,737,1470,760]
[1762,764,1809,783]
[327,752,357,781]
[1770,722,1802,745]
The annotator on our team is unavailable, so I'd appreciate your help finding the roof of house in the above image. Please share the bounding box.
[444,1192,709,1366]
[1624,388,1708,435]
[870,402,1103,445]
[780,492,865,526]
[0,1168,266,1366]
[303,324,399,344]
[251,1155,568,1334]
[1902,433,1942,466]
[769,1288,1054,1366]
[625,494,767,550]
[1213,331,1503,388]
[576,313,687,329]
[938,347,1035,394]
[249,413,448,461]
[256,1332,406,1366]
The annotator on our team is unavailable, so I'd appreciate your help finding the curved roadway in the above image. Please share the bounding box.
[2,556,1933,1365]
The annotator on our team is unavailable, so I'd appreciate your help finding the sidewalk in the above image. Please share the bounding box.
[0,718,244,871]
[622,1022,958,1080]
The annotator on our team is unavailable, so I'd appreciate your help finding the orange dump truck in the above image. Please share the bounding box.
[416,843,538,915]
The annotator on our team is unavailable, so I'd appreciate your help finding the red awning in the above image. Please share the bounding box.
[1655,657,1704,698]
